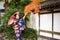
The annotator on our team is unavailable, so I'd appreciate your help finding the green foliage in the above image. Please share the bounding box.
[0,0,4,1]
[2,8,37,40]
[3,8,24,25]
[0,25,15,39]
[0,0,3,1]
[22,28,37,40]
[1,25,37,40]
[9,0,30,12]
[3,8,18,24]
[0,0,37,40]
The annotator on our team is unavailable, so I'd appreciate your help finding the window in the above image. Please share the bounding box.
[40,14,52,31]
[53,13,60,39]
[39,13,60,39]
[40,14,52,38]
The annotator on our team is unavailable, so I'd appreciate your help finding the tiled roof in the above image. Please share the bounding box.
[40,0,60,10]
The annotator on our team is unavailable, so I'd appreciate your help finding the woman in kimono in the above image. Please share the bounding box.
[8,11,26,40]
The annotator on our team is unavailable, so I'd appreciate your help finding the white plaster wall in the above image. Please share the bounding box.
[0,2,4,9]
[29,12,39,31]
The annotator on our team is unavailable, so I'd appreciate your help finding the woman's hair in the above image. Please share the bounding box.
[14,14,17,17]
[13,11,20,19]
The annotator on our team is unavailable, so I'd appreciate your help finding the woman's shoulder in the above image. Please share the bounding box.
[19,18,24,22]
[19,18,24,20]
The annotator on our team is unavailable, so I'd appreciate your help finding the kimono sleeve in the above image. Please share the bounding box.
[19,18,26,29]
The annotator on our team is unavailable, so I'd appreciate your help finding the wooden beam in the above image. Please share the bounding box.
[39,9,60,14]
[40,30,60,35]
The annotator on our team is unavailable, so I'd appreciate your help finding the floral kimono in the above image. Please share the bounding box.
[14,18,26,40]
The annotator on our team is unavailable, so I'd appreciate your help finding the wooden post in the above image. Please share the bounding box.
[5,0,8,12]
[52,10,54,39]
[38,12,40,40]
